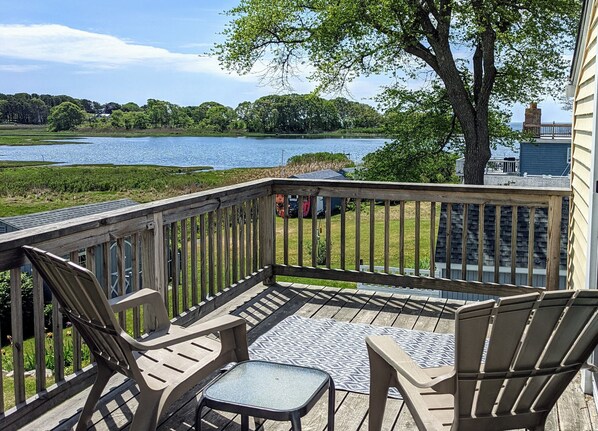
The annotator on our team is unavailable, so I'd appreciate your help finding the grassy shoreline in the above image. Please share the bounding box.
[0,125,388,146]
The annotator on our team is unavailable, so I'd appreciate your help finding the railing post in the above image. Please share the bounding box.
[141,213,166,331]
[546,195,563,290]
[259,194,276,285]
[10,268,25,405]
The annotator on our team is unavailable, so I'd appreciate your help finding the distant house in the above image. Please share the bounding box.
[276,169,349,217]
[455,103,572,187]
[520,138,571,177]
[434,200,569,301]
[0,199,139,298]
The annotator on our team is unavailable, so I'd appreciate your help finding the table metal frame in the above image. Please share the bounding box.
[195,360,335,431]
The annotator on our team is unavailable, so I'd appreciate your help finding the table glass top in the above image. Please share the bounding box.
[204,361,330,411]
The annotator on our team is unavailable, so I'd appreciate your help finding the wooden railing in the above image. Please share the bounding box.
[523,122,572,139]
[0,178,570,428]
[0,179,274,429]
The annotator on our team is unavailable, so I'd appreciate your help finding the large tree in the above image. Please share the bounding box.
[217,0,579,184]
[47,101,86,131]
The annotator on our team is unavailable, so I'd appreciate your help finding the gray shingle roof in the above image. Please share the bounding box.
[291,169,347,181]
[0,199,139,231]
[434,199,569,270]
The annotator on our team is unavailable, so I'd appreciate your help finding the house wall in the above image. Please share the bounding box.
[520,141,571,176]
[0,222,17,235]
[569,0,598,292]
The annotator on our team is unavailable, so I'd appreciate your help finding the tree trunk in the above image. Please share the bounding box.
[458,111,491,185]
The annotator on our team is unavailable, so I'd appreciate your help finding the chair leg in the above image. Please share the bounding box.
[367,344,394,431]
[76,363,114,431]
[129,390,163,431]
[233,323,250,362]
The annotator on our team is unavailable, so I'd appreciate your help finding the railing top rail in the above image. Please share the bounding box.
[271,178,571,197]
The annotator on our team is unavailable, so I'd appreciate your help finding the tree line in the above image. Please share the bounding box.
[0,92,383,134]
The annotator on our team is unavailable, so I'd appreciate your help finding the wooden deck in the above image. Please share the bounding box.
[23,283,598,431]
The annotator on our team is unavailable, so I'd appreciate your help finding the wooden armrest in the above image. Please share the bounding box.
[128,315,247,350]
[366,335,455,393]
[108,289,170,330]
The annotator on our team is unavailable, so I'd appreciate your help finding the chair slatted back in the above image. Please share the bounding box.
[454,289,598,429]
[24,246,138,377]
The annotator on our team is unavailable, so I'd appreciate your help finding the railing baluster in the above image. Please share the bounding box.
[239,204,246,279]
[340,198,346,270]
[224,208,231,287]
[446,203,452,278]
[298,196,304,266]
[384,200,390,273]
[430,202,436,277]
[252,199,259,273]
[231,206,238,283]
[511,206,518,284]
[217,209,223,292]
[190,216,198,306]
[399,201,405,274]
[181,219,189,310]
[283,195,289,265]
[245,201,251,276]
[415,201,421,277]
[10,268,25,404]
[478,204,485,282]
[199,214,207,300]
[208,212,215,296]
[170,222,179,316]
[32,268,46,391]
[461,204,468,280]
[325,197,332,269]
[355,198,361,271]
[494,205,501,284]
[311,196,318,267]
[369,199,375,272]
[162,225,170,312]
[528,207,536,286]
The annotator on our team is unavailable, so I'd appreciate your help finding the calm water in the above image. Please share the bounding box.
[0,136,388,169]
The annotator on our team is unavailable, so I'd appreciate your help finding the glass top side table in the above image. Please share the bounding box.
[195,360,335,431]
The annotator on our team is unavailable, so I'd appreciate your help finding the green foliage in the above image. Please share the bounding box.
[360,81,518,183]
[47,102,86,131]
[0,271,35,346]
[287,152,354,166]
[307,236,329,266]
[217,0,579,183]
[0,165,213,195]
[360,140,459,183]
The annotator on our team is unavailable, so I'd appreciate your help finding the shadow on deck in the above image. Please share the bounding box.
[23,283,598,431]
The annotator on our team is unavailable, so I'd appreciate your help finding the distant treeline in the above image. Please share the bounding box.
[0,92,384,134]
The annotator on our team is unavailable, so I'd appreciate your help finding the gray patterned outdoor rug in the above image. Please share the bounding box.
[248,315,456,398]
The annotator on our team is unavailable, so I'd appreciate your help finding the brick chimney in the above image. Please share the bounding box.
[523,102,541,136]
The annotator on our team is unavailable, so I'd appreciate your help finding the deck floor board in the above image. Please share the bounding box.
[22,282,595,431]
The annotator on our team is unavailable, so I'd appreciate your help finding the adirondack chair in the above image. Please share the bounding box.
[366,289,598,431]
[23,246,249,431]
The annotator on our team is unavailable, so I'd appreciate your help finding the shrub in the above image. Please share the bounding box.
[0,271,34,346]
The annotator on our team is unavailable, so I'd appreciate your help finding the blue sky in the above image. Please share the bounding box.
[0,0,572,122]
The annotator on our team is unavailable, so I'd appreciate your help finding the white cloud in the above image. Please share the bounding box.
[0,64,41,72]
[0,24,256,80]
